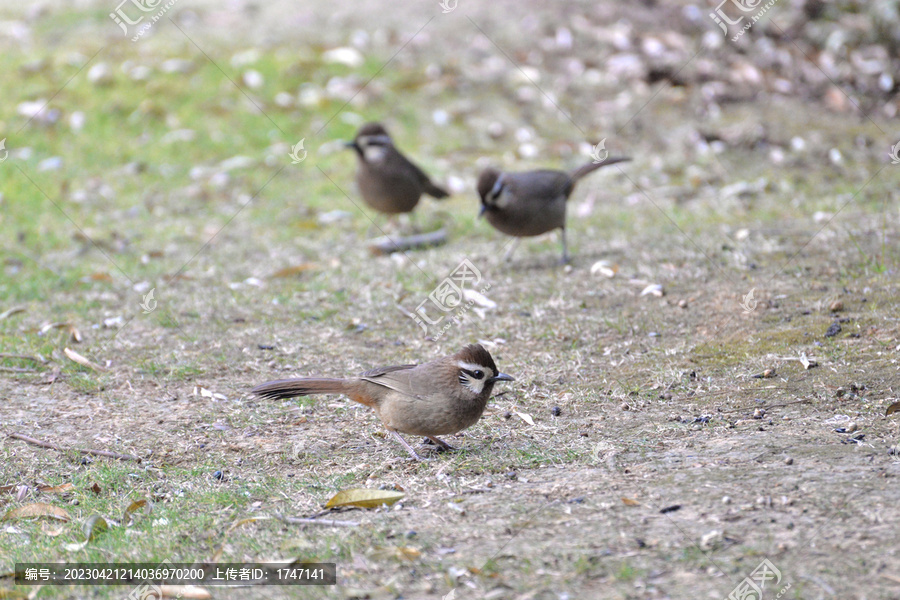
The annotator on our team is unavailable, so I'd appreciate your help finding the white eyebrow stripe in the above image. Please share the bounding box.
[457,361,490,374]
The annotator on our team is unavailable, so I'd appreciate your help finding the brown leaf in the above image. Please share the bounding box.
[886,401,900,417]
[2,503,71,522]
[37,483,74,494]
[89,483,101,494]
[325,489,405,509]
[269,263,317,279]
[41,521,66,537]
[63,347,107,372]
[621,497,641,506]
[85,272,113,282]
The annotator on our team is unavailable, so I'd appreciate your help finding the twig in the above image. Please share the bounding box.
[8,433,142,463]
[0,353,46,363]
[369,228,447,255]
[0,367,38,373]
[720,398,811,414]
[275,513,359,527]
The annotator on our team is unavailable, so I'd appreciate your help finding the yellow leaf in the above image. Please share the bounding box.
[325,488,405,509]
[269,263,317,278]
[396,547,421,561]
[124,499,151,524]
[82,514,109,541]
[621,497,640,506]
[2,503,71,522]
[63,347,106,372]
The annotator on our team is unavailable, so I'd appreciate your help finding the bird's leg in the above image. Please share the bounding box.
[559,228,570,264]
[503,239,520,262]
[390,430,425,461]
[426,436,455,451]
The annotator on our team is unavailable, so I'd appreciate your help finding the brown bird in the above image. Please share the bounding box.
[251,344,513,460]
[345,122,449,215]
[477,157,631,263]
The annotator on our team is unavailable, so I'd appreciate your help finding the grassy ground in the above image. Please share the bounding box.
[1,1,899,599]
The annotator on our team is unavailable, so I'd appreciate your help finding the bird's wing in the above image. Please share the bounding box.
[508,170,574,201]
[399,154,449,198]
[359,364,432,400]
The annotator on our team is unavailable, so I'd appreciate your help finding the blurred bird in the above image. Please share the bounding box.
[345,122,449,216]
[251,344,513,460]
[477,157,631,263]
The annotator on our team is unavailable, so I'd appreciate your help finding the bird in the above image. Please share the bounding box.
[251,344,514,460]
[477,157,631,263]
[345,122,449,216]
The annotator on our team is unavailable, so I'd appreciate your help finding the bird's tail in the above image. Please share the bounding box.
[569,157,631,182]
[251,378,350,400]
[423,180,450,199]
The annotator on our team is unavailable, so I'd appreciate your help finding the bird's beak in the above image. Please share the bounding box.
[344,141,358,150]
[478,204,488,218]
[489,372,514,383]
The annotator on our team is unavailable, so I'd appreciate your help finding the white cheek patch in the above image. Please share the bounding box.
[459,373,485,395]
[363,144,387,163]
[457,361,492,376]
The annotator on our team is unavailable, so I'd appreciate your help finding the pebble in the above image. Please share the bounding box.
[753,408,765,419]
[825,321,842,337]
[784,457,793,465]
[846,421,858,433]
[551,406,561,417]
[830,300,844,312]
[213,470,224,480]
[505,471,517,480]
[620,403,630,411]
[722,496,732,504]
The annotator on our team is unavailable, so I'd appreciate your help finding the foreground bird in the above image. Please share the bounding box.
[345,122,449,215]
[251,344,513,460]
[477,157,631,263]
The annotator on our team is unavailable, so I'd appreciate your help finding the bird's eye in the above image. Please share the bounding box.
[473,370,484,379]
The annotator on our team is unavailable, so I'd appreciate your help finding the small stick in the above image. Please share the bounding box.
[8,432,142,463]
[275,514,359,527]
[369,228,447,255]
[0,353,46,363]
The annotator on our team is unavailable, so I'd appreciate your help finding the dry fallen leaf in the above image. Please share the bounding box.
[590,260,618,278]
[124,499,151,525]
[63,347,106,372]
[325,489,405,509]
[640,284,664,297]
[269,263,318,278]
[40,322,82,343]
[621,497,641,506]
[82,514,109,541]
[159,585,211,599]
[886,401,900,417]
[37,483,74,494]
[3,503,71,522]
[515,411,535,426]
[0,306,26,321]
[193,386,227,401]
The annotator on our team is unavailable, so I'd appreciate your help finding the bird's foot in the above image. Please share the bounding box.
[423,436,456,452]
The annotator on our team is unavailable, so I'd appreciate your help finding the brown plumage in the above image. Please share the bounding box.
[346,122,449,215]
[251,344,513,460]
[477,157,631,263]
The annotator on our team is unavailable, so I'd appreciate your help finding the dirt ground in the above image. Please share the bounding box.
[1,0,899,599]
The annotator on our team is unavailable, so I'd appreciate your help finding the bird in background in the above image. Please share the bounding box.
[477,156,631,263]
[345,122,449,217]
[251,344,514,460]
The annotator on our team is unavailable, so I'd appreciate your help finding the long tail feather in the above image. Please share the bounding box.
[570,156,631,182]
[250,378,348,400]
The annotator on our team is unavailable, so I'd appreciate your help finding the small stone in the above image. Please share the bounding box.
[620,403,630,411]
[829,300,844,312]
[87,62,113,85]
[825,321,841,337]
[762,368,775,378]
[846,421,857,433]
[678,299,688,308]
[722,496,732,504]
[784,457,793,465]
[405,530,417,539]
[753,408,765,419]
[550,406,562,417]
[505,471,517,480]
[502,411,512,420]
[213,470,224,480]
